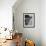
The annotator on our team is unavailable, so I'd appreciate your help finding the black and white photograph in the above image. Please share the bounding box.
[23,13,35,28]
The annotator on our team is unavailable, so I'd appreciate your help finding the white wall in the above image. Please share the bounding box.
[0,0,16,30]
[13,0,42,46]
[41,0,46,46]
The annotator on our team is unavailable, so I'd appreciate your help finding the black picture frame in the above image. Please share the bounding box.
[23,13,35,28]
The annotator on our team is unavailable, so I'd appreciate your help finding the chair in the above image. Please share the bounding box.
[15,33,23,46]
[25,40,35,46]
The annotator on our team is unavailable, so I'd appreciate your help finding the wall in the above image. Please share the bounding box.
[0,0,16,30]
[13,0,42,46]
[41,0,46,46]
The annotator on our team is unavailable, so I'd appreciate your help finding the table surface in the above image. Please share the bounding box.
[0,39,16,46]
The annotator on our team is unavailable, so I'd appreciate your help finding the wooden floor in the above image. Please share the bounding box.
[0,39,16,46]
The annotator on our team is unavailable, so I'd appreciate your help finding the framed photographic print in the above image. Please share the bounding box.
[23,13,35,28]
